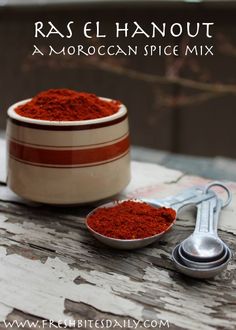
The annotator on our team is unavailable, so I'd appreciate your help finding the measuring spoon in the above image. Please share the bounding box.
[180,182,231,261]
[181,198,225,260]
[86,188,217,249]
[179,198,229,268]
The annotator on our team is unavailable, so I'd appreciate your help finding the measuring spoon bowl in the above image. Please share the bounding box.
[181,234,225,261]
[178,244,228,269]
[86,184,227,250]
[180,197,226,261]
[86,199,177,250]
[86,189,219,249]
[172,244,232,279]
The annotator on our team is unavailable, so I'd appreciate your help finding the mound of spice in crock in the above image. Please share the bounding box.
[15,88,121,121]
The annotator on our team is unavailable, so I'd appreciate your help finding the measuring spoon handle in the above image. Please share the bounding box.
[212,198,223,236]
[193,198,217,235]
[159,187,203,206]
[146,186,216,209]
[173,191,216,212]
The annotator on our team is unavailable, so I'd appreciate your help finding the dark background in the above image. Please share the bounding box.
[0,1,236,158]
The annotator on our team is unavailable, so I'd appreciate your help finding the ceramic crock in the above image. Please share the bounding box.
[6,98,131,204]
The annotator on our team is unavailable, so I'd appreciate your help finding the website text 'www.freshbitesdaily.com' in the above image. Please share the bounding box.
[3,319,170,329]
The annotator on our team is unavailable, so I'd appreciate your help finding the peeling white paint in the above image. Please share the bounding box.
[143,266,236,330]
[0,303,13,322]
[0,247,143,322]
[0,215,57,237]
[122,161,183,198]
[78,270,145,295]
[0,215,8,223]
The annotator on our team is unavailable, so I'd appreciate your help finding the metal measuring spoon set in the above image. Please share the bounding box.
[86,181,231,256]
[172,182,232,279]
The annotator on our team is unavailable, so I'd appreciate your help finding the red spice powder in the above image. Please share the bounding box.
[15,89,121,121]
[87,200,176,240]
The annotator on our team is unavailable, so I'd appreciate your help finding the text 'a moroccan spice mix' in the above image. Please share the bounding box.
[15,89,121,121]
[87,200,176,240]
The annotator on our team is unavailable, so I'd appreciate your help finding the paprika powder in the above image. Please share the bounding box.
[15,89,121,121]
[87,200,176,240]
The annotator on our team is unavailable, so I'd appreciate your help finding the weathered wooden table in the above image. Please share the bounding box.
[0,138,236,330]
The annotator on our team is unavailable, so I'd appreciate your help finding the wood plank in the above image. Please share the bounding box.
[0,165,236,329]
[0,141,236,329]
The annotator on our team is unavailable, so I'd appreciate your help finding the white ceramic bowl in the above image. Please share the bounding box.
[7,98,131,204]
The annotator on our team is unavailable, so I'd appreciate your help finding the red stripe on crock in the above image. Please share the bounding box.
[10,150,130,169]
[8,113,127,131]
[9,136,130,166]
